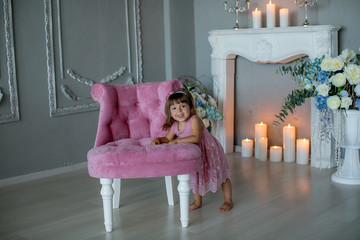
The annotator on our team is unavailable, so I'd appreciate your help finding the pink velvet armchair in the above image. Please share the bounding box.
[87,79,202,232]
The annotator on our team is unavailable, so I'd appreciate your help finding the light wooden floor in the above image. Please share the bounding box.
[1,153,360,240]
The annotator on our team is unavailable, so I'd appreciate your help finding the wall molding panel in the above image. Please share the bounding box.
[44,0,143,117]
[0,0,19,123]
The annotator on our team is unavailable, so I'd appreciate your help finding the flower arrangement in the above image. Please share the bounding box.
[179,76,223,128]
[275,49,360,129]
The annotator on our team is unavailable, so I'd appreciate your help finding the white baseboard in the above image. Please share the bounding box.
[0,162,87,187]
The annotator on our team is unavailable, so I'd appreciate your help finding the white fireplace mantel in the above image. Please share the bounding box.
[209,25,341,168]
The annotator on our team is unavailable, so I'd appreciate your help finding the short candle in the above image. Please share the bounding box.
[266,0,275,28]
[296,138,310,165]
[283,124,296,163]
[255,122,267,158]
[242,138,254,157]
[252,8,262,29]
[270,146,282,162]
[258,137,268,162]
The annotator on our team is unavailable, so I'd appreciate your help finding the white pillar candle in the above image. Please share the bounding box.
[266,0,275,28]
[258,137,268,162]
[242,138,254,157]
[270,146,282,162]
[255,122,267,158]
[252,8,262,29]
[296,138,310,165]
[283,124,296,163]
[279,8,289,27]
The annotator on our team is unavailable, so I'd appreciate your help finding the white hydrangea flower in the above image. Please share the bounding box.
[344,64,360,85]
[330,73,346,87]
[327,96,341,110]
[196,107,206,118]
[354,85,360,96]
[339,49,356,62]
[191,92,198,100]
[341,97,353,109]
[316,83,330,96]
[202,118,210,128]
[207,95,217,107]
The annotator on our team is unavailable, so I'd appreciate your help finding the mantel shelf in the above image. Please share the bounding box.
[209,25,341,63]
[209,25,341,35]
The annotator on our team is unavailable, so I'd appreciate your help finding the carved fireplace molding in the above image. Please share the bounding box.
[209,25,341,168]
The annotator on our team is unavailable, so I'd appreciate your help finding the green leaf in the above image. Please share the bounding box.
[281,109,288,116]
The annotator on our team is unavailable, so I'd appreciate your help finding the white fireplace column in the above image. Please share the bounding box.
[209,25,341,168]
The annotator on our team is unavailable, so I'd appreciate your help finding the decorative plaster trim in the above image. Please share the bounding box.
[66,69,96,87]
[44,0,143,117]
[56,0,64,79]
[135,0,143,83]
[0,0,19,123]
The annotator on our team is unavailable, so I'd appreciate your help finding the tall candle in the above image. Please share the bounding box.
[259,137,268,162]
[296,138,310,165]
[242,138,254,157]
[270,146,282,162]
[255,122,267,158]
[252,8,262,29]
[266,0,275,28]
[283,124,296,162]
[279,8,289,27]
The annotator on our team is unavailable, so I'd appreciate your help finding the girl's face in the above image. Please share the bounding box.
[170,102,191,123]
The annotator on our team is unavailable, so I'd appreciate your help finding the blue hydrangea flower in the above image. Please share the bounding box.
[355,98,360,109]
[194,99,205,108]
[205,105,223,121]
[317,70,330,83]
[315,95,329,111]
[340,90,349,98]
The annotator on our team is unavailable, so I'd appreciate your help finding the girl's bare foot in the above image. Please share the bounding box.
[218,200,233,212]
[190,193,202,211]
[189,201,202,211]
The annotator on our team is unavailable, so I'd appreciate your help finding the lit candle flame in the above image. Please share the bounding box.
[269,0,272,4]
[255,7,258,12]
[260,121,263,125]
[287,124,291,128]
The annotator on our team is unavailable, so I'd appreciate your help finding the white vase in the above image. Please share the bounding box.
[331,110,360,185]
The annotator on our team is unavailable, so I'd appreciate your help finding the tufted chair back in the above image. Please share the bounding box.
[91,79,183,147]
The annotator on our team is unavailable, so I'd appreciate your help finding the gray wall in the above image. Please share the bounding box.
[2,0,358,179]
[194,0,360,147]
[0,0,195,179]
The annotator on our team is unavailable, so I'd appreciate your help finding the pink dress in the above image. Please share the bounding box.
[171,115,231,196]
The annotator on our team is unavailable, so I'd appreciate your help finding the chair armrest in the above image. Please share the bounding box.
[91,83,118,147]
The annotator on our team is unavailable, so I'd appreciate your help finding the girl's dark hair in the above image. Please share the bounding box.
[162,88,196,130]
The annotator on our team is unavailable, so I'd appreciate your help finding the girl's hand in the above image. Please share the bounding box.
[150,138,161,145]
[168,139,178,145]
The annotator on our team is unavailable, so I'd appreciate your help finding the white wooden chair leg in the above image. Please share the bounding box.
[177,174,190,228]
[100,178,114,232]
[112,178,121,208]
[165,176,174,205]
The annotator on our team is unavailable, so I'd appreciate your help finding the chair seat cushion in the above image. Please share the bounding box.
[87,138,202,178]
